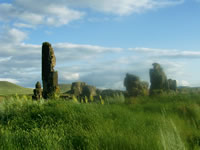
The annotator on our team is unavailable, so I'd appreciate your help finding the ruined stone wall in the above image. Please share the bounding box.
[70,82,97,100]
[124,73,149,97]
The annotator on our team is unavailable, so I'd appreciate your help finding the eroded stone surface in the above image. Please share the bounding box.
[32,81,42,100]
[168,79,177,91]
[149,63,169,95]
[124,73,148,96]
[69,82,97,100]
[42,42,59,99]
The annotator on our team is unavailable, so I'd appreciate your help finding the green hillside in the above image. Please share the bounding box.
[58,84,71,93]
[0,81,33,95]
[0,81,72,96]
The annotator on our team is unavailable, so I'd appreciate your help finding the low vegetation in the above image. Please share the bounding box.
[0,93,200,150]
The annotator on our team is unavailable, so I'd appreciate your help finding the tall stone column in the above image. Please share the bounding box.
[149,63,169,95]
[42,42,59,99]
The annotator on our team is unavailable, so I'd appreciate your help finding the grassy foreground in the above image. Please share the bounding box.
[0,94,200,150]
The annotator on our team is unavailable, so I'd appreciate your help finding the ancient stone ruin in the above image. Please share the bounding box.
[68,82,97,100]
[32,81,42,100]
[71,82,86,97]
[82,85,97,98]
[42,42,59,99]
[31,42,179,100]
[149,63,169,95]
[124,73,149,97]
[168,79,177,91]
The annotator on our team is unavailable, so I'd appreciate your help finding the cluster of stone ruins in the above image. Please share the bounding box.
[32,42,177,100]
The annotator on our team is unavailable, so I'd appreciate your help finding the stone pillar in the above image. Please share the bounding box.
[168,79,177,91]
[42,42,59,99]
[149,63,169,95]
[32,81,42,100]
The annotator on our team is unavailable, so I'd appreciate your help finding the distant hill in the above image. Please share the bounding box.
[0,81,72,95]
[58,84,71,93]
[0,81,33,95]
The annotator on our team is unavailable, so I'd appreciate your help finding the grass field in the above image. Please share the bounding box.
[0,93,200,149]
[0,81,33,96]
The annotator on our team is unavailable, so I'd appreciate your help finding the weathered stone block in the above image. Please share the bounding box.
[82,85,97,98]
[168,79,177,91]
[71,82,86,97]
[42,42,59,99]
[32,81,42,100]
[149,63,169,95]
[124,73,149,97]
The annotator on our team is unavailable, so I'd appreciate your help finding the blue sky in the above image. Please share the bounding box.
[0,0,200,89]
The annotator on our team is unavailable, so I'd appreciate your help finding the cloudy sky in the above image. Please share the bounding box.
[0,0,200,89]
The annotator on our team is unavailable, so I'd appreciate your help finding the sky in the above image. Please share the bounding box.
[0,0,200,89]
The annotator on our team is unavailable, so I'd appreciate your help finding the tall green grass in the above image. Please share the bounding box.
[0,93,200,149]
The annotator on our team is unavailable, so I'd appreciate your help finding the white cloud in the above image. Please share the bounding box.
[19,12,44,25]
[55,43,122,53]
[45,5,84,26]
[0,28,40,54]
[60,72,80,81]
[66,0,184,15]
[0,56,12,62]
[0,78,19,84]
[0,28,27,44]
[54,43,123,63]
[8,28,27,42]
[129,47,200,59]
[13,23,35,29]
[0,3,15,21]
[0,0,184,27]
[0,2,84,27]
[177,80,190,87]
